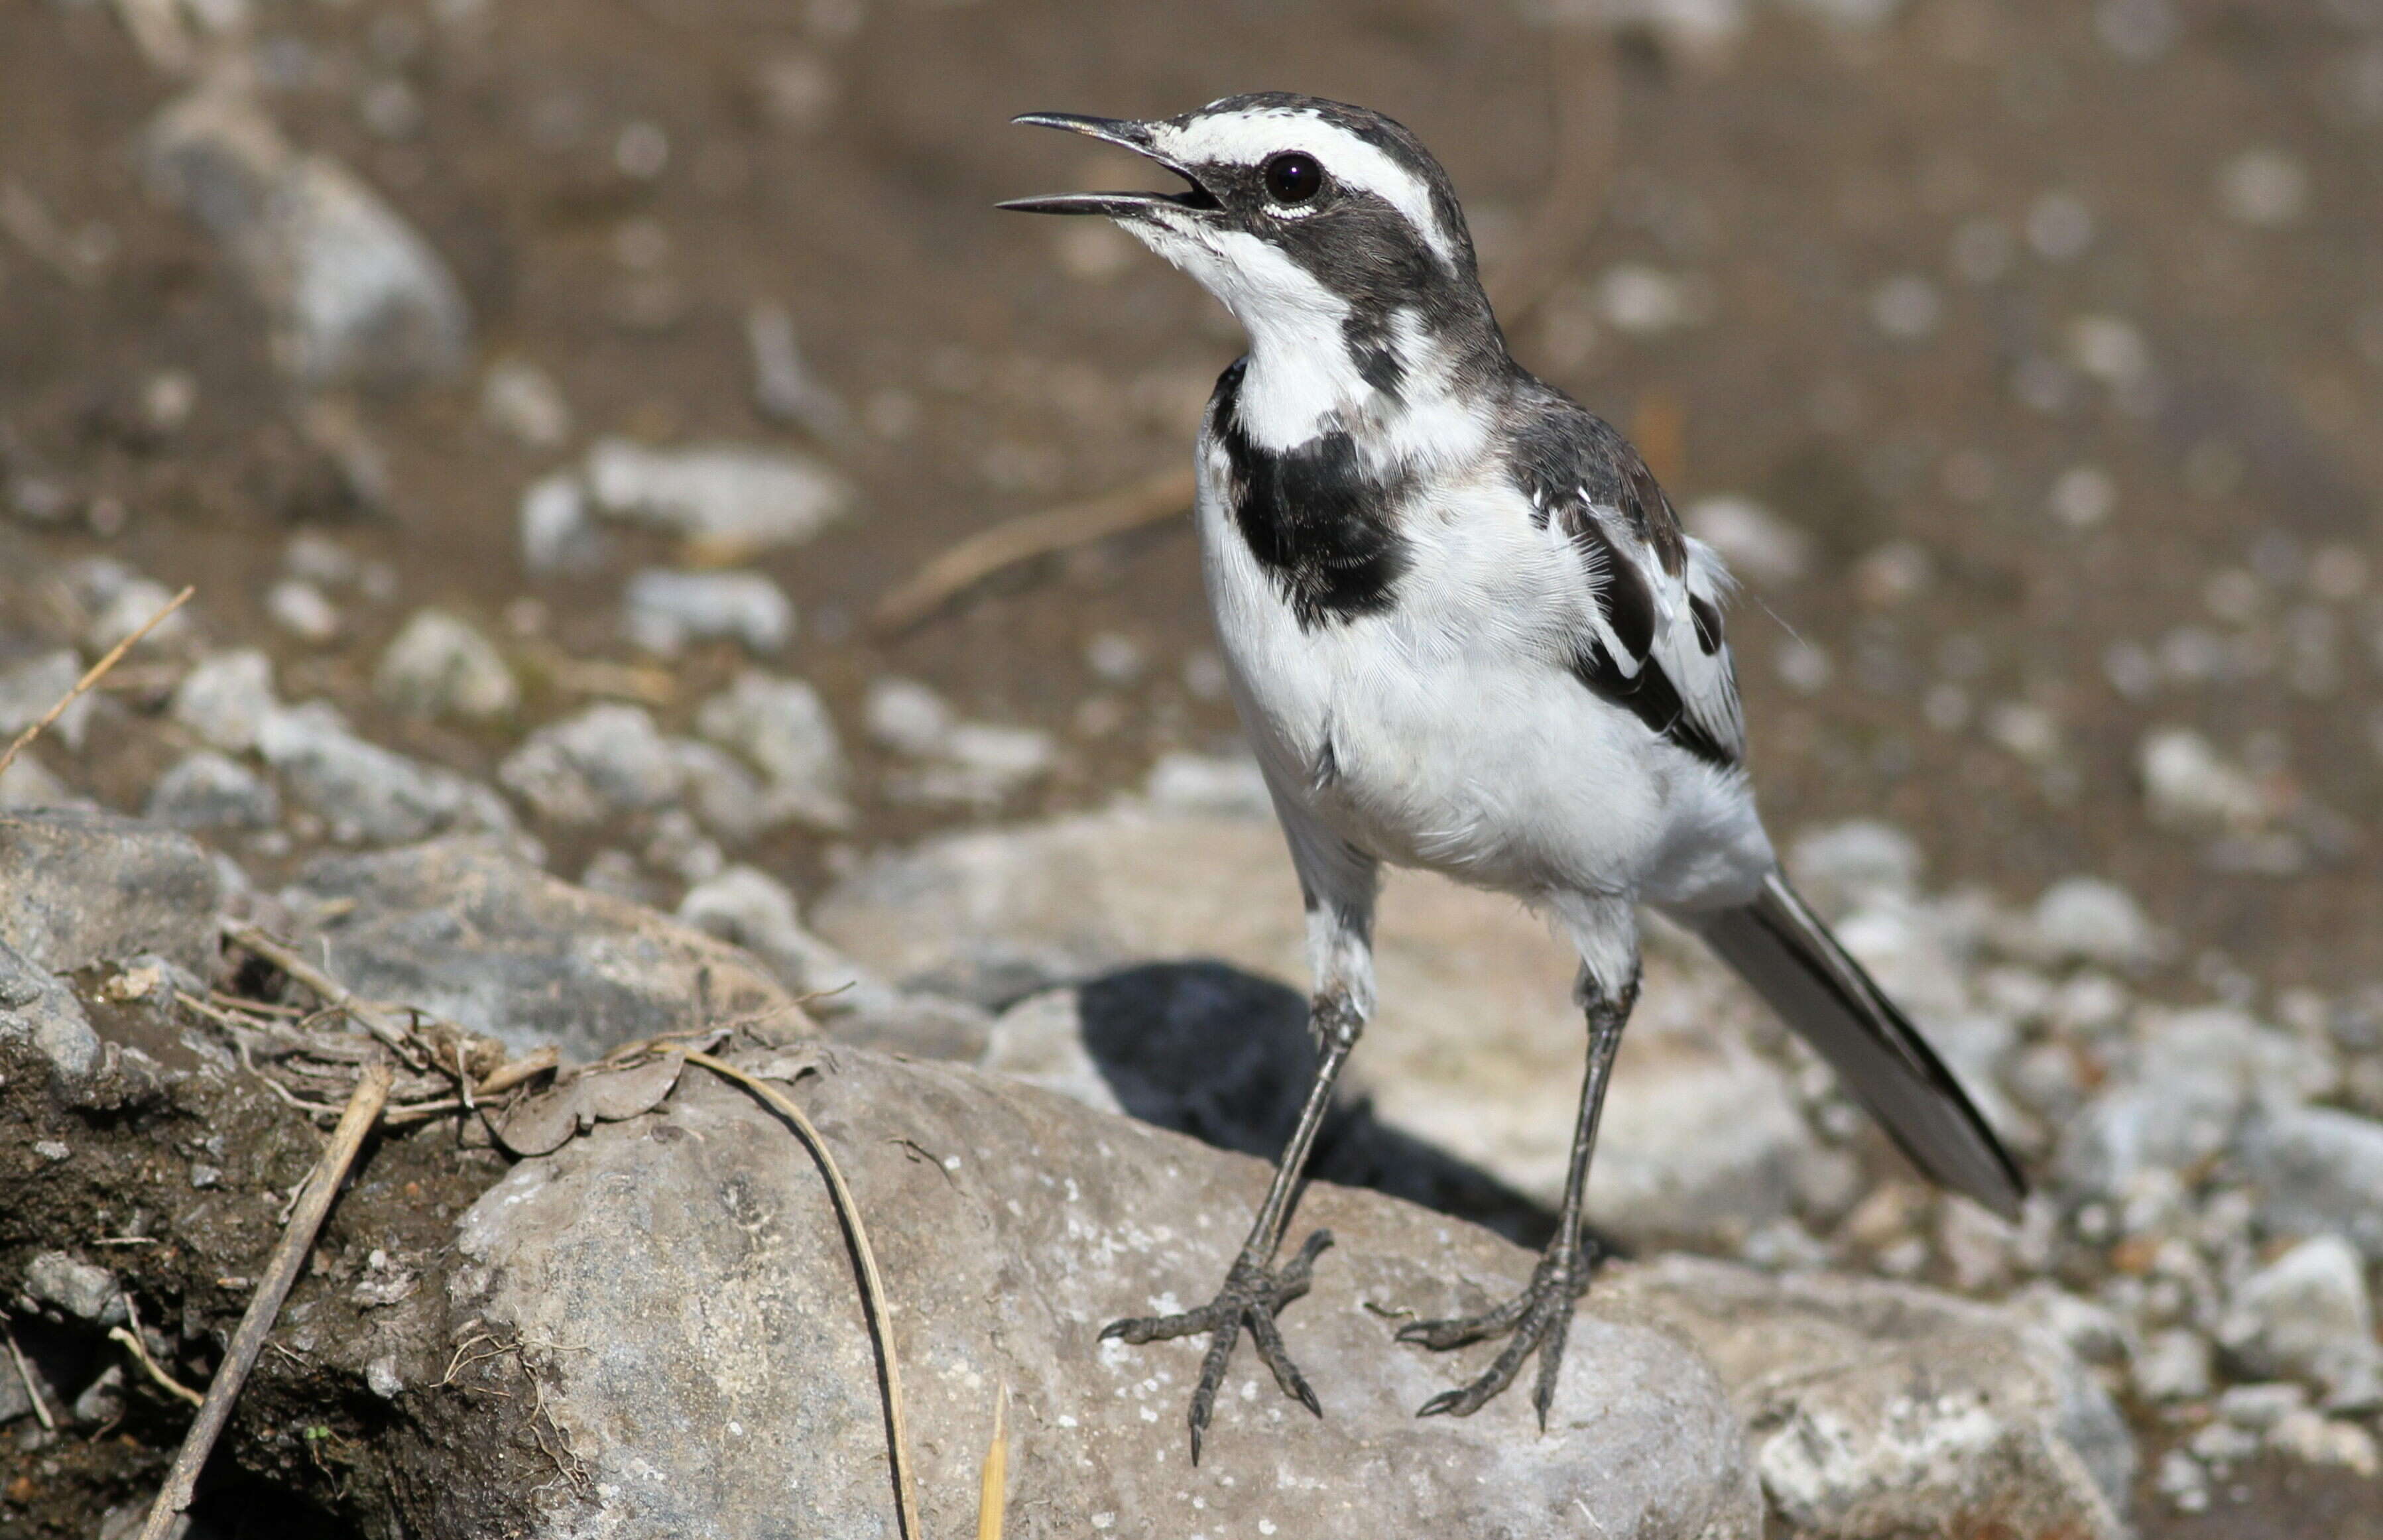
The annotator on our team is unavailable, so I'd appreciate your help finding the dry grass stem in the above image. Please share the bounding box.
[139,1055,393,1540]
[0,583,192,779]
[219,920,423,1064]
[115,1295,204,1407]
[110,1325,204,1409]
[976,1382,1010,1540]
[682,1051,922,1540]
[5,1323,56,1431]
[474,1046,558,1097]
[871,466,1193,634]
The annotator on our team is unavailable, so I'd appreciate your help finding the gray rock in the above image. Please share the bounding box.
[70,1364,125,1427]
[2154,1447,2209,1513]
[2187,1417,2262,1470]
[863,676,1056,809]
[584,437,851,550]
[2139,727,2272,833]
[2055,1007,2333,1200]
[815,807,1834,1241]
[979,987,1126,1114]
[1615,1256,2134,1539]
[365,1355,405,1401]
[926,721,1056,804]
[144,80,469,386]
[2215,1234,2383,1409]
[0,1342,31,1426]
[641,807,723,886]
[2238,1102,2383,1261]
[479,359,572,449]
[288,838,800,1059]
[267,578,341,645]
[2131,1327,2215,1402]
[1786,821,1923,919]
[2215,1382,2308,1431]
[0,809,220,975]
[499,704,683,825]
[24,1252,121,1325]
[0,935,101,1085]
[374,609,519,721]
[1586,1004,1829,1250]
[517,473,604,575]
[0,751,78,811]
[89,577,196,656]
[170,648,278,753]
[259,703,515,846]
[666,740,773,843]
[1141,750,1274,819]
[822,992,995,1062]
[2006,1281,2127,1366]
[691,670,851,831]
[745,302,849,440]
[145,750,280,831]
[0,650,90,751]
[454,1046,1762,1539]
[675,865,892,1014]
[2264,1409,2381,1476]
[621,568,792,656]
[861,675,953,756]
[1829,902,1974,1028]
[2031,876,2159,969]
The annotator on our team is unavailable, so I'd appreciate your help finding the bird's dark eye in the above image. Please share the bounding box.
[1263,152,1323,206]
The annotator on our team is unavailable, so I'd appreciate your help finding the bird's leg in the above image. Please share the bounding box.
[1398,969,1638,1427]
[1101,989,1363,1464]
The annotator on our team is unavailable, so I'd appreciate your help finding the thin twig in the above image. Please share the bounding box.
[219,921,420,1066]
[871,466,1193,634]
[139,1055,393,1540]
[976,1382,1010,1540]
[683,1051,920,1540]
[0,585,192,780]
[5,1322,55,1431]
[475,1047,558,1098]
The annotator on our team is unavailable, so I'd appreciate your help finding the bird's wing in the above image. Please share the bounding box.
[1513,402,1746,768]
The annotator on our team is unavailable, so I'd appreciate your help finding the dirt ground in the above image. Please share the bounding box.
[3,0,2380,1533]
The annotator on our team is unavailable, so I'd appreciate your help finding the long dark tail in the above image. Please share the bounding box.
[1696,873,2026,1220]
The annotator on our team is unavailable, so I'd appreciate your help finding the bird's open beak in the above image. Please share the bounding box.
[998,112,1220,218]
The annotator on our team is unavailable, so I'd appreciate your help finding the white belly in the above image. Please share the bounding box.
[1195,462,1770,913]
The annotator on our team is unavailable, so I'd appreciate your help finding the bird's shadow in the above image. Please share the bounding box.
[1075,959,1618,1259]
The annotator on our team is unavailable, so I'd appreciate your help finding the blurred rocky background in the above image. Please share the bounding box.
[3,0,2382,1535]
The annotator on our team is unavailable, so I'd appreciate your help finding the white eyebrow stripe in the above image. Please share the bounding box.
[1152,111,1455,266]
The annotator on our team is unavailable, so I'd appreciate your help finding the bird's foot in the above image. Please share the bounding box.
[1101,1229,1334,1463]
[1396,1246,1590,1427]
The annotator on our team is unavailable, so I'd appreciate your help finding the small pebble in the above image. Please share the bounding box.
[267,579,341,644]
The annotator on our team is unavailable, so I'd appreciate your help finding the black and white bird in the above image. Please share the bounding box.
[1003,93,2024,1457]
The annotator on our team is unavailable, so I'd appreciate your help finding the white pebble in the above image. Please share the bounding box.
[2216,148,2309,228]
[2026,192,2095,262]
[2047,465,2116,528]
[1868,274,1941,340]
[267,578,341,644]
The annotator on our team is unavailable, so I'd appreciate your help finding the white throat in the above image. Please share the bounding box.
[1124,217,1495,467]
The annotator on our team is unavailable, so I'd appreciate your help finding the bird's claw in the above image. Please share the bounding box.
[1396,1250,1589,1427]
[1102,1228,1334,1463]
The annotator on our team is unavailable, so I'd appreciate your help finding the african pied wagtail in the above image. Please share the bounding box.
[1004,93,2024,1458]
